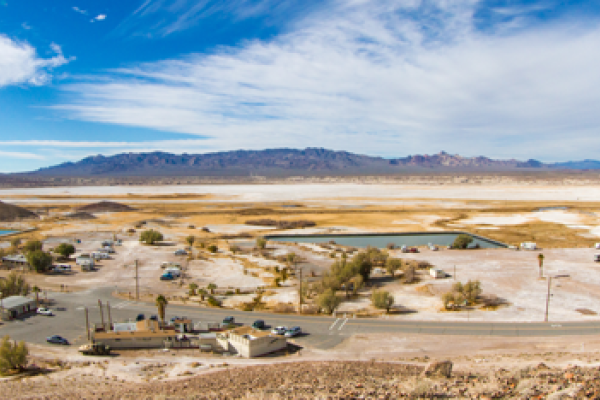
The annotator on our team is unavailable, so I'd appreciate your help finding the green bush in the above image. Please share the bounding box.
[452,234,473,249]
[26,250,53,273]
[207,244,218,253]
[22,240,43,253]
[140,229,163,245]
[371,290,394,313]
[207,296,221,307]
[0,336,28,373]
[54,243,75,259]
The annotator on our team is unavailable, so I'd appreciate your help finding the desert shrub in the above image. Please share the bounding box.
[371,290,394,313]
[452,234,473,249]
[140,229,163,245]
[317,289,341,314]
[256,237,267,249]
[225,290,234,296]
[26,250,53,273]
[0,336,28,373]
[207,245,218,253]
[273,303,296,313]
[0,272,30,298]
[22,240,43,253]
[207,296,221,307]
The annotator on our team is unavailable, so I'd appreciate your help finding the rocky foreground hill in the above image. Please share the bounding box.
[4,360,600,399]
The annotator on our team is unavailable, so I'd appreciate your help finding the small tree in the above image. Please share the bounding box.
[372,290,394,313]
[207,244,218,253]
[140,229,163,245]
[0,336,28,373]
[185,235,195,248]
[32,286,41,307]
[54,243,75,260]
[317,288,341,314]
[442,292,455,310]
[463,280,482,305]
[386,258,402,278]
[22,240,43,254]
[0,272,30,298]
[207,283,217,294]
[256,237,267,250]
[188,283,198,296]
[452,234,473,249]
[155,295,168,328]
[10,238,21,248]
[538,253,544,278]
[198,288,206,301]
[26,250,53,273]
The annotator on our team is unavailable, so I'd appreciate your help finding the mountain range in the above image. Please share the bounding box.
[26,148,598,177]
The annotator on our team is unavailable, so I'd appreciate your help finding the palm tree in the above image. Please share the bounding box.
[538,253,545,278]
[188,283,198,296]
[155,295,168,328]
[207,283,217,295]
[32,286,41,307]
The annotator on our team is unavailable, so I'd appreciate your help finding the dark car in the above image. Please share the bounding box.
[409,247,420,253]
[222,316,235,325]
[252,320,266,329]
[46,335,69,345]
[136,314,145,321]
[149,315,158,321]
[284,326,302,337]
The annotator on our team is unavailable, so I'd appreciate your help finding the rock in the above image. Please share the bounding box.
[421,360,453,378]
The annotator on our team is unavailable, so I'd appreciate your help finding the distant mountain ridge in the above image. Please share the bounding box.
[28,148,599,177]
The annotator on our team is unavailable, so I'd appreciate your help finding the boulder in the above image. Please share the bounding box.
[421,360,453,378]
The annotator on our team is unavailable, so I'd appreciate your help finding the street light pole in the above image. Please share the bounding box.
[544,276,552,322]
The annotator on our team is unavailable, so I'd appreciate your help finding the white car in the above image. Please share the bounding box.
[271,326,287,335]
[37,308,54,316]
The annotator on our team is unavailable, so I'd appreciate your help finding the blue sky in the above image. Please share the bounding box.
[1,0,600,172]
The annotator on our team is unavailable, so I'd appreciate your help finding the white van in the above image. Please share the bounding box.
[55,264,72,273]
[164,267,181,277]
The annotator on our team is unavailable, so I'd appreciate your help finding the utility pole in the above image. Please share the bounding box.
[98,300,105,330]
[544,277,552,322]
[107,301,112,330]
[298,267,303,314]
[135,259,139,301]
[85,307,90,341]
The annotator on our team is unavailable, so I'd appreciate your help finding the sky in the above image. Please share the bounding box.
[1,0,600,172]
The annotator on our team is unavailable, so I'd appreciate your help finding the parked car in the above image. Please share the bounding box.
[170,316,181,322]
[594,254,600,263]
[271,326,287,335]
[47,335,69,345]
[150,315,158,321]
[136,314,145,321]
[55,264,72,273]
[400,245,408,253]
[174,249,188,256]
[284,326,302,337]
[252,320,266,329]
[103,247,116,254]
[409,247,419,253]
[222,316,235,325]
[37,307,54,316]
[160,272,175,281]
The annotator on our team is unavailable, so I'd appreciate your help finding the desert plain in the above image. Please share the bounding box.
[3,177,600,398]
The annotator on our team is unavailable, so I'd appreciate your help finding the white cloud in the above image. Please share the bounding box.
[0,139,208,148]
[0,150,45,160]
[93,14,107,22]
[0,35,70,87]
[55,0,600,161]
[21,22,31,30]
[73,6,87,15]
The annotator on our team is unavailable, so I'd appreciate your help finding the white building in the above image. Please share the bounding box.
[217,326,287,358]
[0,296,37,320]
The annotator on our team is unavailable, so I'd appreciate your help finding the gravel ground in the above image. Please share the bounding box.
[5,360,600,399]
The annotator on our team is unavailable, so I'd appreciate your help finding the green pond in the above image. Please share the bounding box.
[266,232,506,249]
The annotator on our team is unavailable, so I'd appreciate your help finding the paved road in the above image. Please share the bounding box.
[2,287,600,350]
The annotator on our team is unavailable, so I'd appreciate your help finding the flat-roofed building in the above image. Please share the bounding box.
[0,295,37,320]
[92,319,178,349]
[1,255,30,270]
[217,326,287,358]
